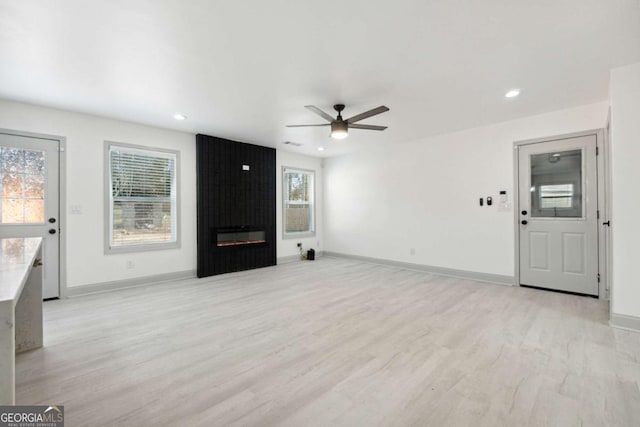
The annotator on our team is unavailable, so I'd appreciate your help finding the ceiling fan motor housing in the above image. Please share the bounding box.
[331,120,348,134]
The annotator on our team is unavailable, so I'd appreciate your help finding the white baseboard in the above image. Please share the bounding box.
[277,254,302,264]
[323,251,514,286]
[65,270,196,298]
[277,251,323,265]
[610,313,640,333]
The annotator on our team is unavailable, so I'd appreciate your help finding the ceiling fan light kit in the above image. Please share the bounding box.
[287,103,389,140]
[331,121,348,139]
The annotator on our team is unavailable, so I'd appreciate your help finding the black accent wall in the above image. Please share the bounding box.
[196,134,276,277]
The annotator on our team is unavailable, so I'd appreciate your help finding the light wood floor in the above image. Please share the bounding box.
[16,257,640,426]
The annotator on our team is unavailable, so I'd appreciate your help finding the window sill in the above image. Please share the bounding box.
[283,232,316,240]
[105,241,180,254]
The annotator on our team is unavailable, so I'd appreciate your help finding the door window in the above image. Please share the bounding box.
[530,149,582,218]
[0,146,46,224]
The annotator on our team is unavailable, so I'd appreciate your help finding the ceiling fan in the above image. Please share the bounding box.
[287,104,389,139]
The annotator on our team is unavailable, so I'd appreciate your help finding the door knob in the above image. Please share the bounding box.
[48,218,56,223]
[521,220,528,225]
[49,228,57,234]
[521,210,527,215]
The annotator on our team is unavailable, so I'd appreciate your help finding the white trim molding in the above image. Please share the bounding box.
[610,313,640,333]
[278,255,302,264]
[65,270,195,298]
[323,252,514,286]
[277,251,323,265]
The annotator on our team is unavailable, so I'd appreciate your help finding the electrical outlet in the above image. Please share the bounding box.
[126,260,135,269]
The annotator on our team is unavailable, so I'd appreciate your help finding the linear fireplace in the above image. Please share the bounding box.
[196,134,276,277]
[216,228,266,247]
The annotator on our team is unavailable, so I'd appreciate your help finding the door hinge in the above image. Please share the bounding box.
[596,146,599,156]
[597,210,600,219]
[597,274,601,283]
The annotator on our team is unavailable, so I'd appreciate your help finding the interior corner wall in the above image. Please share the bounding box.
[323,101,608,278]
[0,99,197,289]
[276,150,324,260]
[609,62,640,320]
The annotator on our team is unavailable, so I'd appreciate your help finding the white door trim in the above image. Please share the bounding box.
[513,128,608,299]
[0,128,67,299]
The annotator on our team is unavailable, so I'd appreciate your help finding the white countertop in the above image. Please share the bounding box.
[0,238,43,304]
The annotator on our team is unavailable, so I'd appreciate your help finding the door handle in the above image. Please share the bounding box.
[521,210,527,215]
[603,221,610,227]
[49,228,57,234]
[521,220,528,225]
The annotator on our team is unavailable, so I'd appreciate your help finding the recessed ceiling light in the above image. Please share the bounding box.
[173,113,187,121]
[505,89,520,98]
[317,147,325,151]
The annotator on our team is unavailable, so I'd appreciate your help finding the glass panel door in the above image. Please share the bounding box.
[0,133,59,299]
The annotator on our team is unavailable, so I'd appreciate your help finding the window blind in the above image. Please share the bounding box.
[108,145,177,248]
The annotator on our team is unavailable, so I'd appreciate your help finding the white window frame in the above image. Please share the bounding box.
[104,141,180,253]
[282,166,315,239]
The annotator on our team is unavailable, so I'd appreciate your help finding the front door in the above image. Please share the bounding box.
[0,132,60,299]
[518,134,598,296]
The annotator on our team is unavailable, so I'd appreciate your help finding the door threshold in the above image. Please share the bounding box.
[520,284,598,298]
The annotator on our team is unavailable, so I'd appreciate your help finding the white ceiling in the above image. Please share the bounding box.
[1,0,639,157]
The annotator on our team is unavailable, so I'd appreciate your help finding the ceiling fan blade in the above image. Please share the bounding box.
[304,105,335,122]
[286,124,330,127]
[349,124,387,131]
[346,106,390,124]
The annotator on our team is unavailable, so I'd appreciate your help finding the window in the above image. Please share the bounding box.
[1,146,46,224]
[539,184,574,209]
[283,167,314,237]
[106,143,179,252]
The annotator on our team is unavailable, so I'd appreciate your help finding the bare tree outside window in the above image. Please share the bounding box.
[283,168,314,236]
[107,144,178,251]
[0,146,45,224]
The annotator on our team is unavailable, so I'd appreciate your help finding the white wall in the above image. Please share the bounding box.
[276,150,323,259]
[324,102,608,277]
[0,99,326,288]
[0,99,197,288]
[609,62,640,319]
[0,96,612,291]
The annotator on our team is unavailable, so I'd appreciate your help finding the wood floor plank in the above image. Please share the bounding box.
[15,257,640,426]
